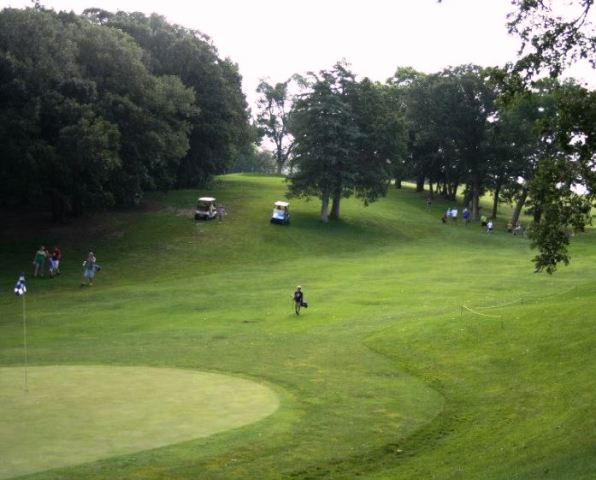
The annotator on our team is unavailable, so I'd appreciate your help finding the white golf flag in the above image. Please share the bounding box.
[14,274,27,296]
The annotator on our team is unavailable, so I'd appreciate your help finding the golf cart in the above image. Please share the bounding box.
[195,197,217,220]
[271,201,290,225]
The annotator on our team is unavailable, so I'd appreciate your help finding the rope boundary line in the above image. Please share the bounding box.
[461,305,502,318]
[476,298,522,310]
[460,284,579,319]
[521,285,577,303]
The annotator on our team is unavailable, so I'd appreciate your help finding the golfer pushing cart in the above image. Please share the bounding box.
[293,285,308,315]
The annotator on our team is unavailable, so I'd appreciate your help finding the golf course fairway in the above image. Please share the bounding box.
[1,175,594,479]
[0,366,279,479]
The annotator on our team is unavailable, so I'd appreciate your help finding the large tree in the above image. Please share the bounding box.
[504,0,596,272]
[0,7,196,219]
[386,67,426,190]
[288,63,398,222]
[82,9,252,187]
[255,79,296,174]
[527,82,596,272]
[404,66,497,217]
[288,64,360,222]
[507,0,595,80]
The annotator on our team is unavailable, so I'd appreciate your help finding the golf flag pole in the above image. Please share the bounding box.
[23,293,28,392]
[14,273,28,392]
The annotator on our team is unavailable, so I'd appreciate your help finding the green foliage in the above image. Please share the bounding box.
[0,6,250,220]
[88,10,252,187]
[255,79,296,174]
[229,146,276,174]
[289,63,399,221]
[507,0,596,79]
[523,82,596,272]
[401,65,497,217]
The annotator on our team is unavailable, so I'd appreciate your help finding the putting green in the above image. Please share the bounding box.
[0,366,280,479]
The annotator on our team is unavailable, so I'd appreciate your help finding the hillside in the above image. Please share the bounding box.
[1,174,595,479]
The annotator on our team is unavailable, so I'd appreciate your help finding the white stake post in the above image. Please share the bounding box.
[23,293,28,392]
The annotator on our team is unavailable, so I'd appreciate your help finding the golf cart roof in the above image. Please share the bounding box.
[274,201,289,207]
[198,197,216,202]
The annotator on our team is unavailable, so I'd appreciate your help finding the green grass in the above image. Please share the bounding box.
[0,366,279,479]
[0,174,595,479]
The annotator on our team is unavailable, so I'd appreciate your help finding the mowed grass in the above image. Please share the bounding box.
[0,366,279,479]
[0,174,595,479]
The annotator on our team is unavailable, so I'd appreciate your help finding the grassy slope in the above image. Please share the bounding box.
[0,174,594,479]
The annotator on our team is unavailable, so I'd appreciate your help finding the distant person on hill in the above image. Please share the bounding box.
[480,215,488,228]
[463,208,470,225]
[49,245,62,278]
[33,246,48,277]
[217,204,226,221]
[445,208,451,222]
[293,285,307,315]
[487,220,494,233]
[426,195,432,209]
[451,208,458,222]
[81,251,98,286]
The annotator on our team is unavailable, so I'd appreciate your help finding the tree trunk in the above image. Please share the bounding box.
[415,175,425,192]
[491,176,503,219]
[533,206,542,224]
[511,186,528,225]
[429,181,434,198]
[276,145,284,175]
[471,176,481,220]
[395,177,402,189]
[449,181,459,201]
[320,193,330,223]
[330,189,341,220]
[463,188,472,209]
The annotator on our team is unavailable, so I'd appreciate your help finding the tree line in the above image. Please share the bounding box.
[256,63,595,273]
[0,6,253,221]
[1,2,594,273]
[254,0,595,273]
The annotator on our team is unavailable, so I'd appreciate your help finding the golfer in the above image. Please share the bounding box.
[293,285,304,315]
[81,251,97,286]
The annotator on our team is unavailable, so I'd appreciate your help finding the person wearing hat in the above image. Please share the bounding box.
[81,250,97,286]
[293,285,305,315]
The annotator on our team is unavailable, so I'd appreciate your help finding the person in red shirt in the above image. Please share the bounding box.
[49,246,62,278]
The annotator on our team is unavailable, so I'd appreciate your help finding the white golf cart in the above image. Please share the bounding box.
[270,201,290,225]
[195,197,217,220]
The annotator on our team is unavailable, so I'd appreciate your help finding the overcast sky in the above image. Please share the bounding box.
[2,0,595,108]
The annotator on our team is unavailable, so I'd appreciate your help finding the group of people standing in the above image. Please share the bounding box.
[32,245,61,278]
[441,207,471,224]
[480,215,494,233]
[32,246,100,286]
[443,209,496,232]
[435,196,526,235]
[441,207,500,233]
